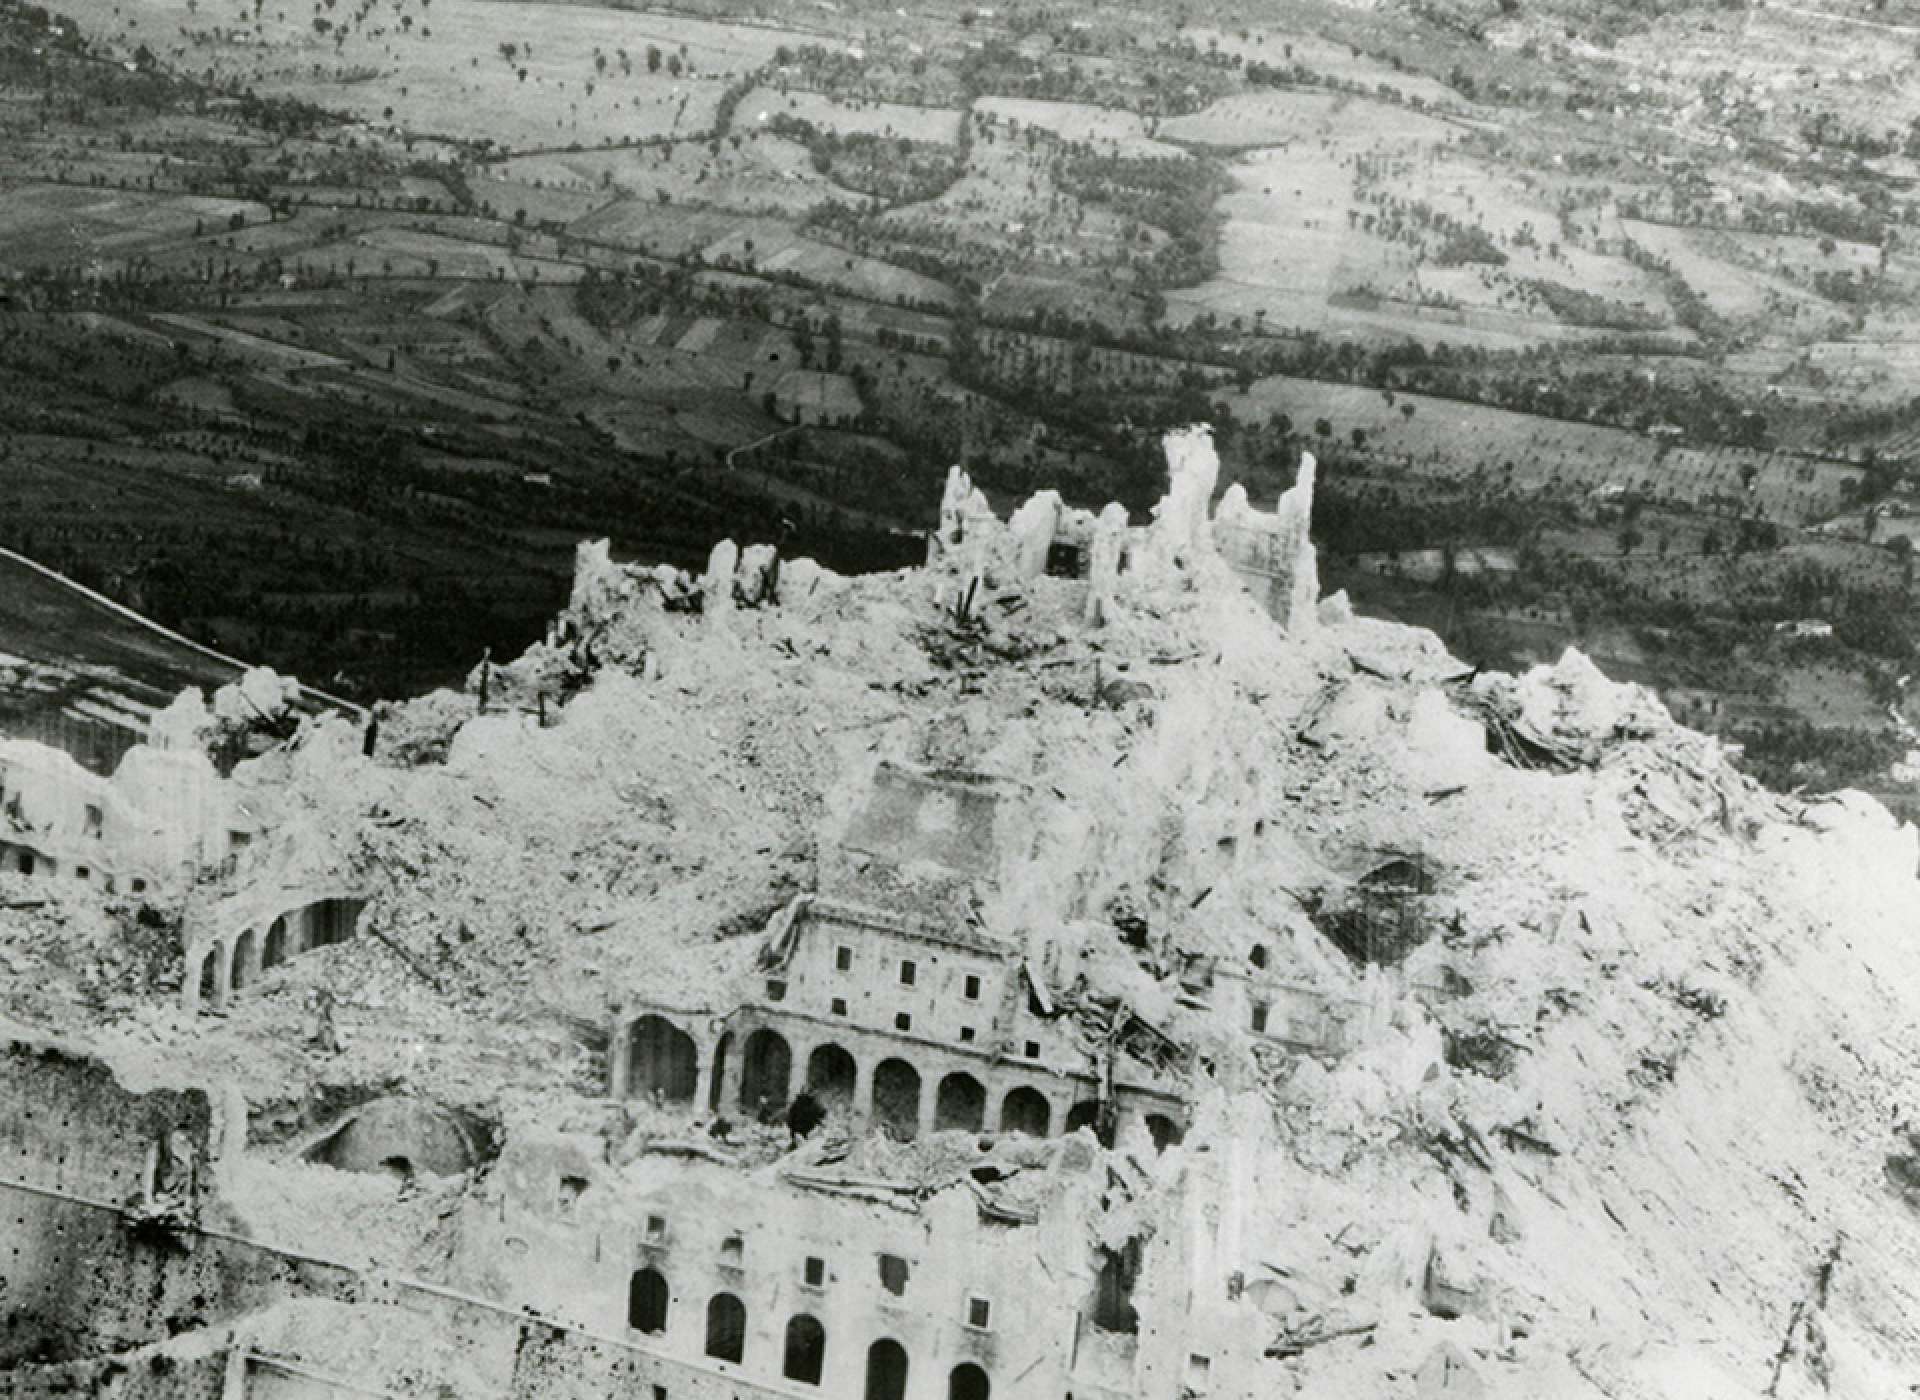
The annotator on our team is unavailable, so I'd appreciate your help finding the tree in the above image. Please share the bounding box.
[646,44,662,73]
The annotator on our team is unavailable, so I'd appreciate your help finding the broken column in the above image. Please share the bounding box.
[1006,490,1063,580]
[703,539,738,629]
[1084,502,1132,626]
[1143,425,1221,575]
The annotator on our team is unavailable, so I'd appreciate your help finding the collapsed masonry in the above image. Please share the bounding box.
[3,427,1920,1400]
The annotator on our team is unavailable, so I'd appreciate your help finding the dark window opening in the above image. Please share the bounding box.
[895,1012,913,1032]
[783,1314,826,1385]
[629,1015,699,1105]
[1250,944,1269,970]
[804,1256,826,1287]
[1024,1040,1040,1059]
[836,946,853,971]
[871,1059,921,1140]
[950,1362,991,1400]
[1045,539,1086,579]
[866,1338,910,1400]
[963,974,981,1000]
[645,1214,668,1242]
[899,959,916,986]
[959,1026,975,1043]
[558,1175,588,1216]
[740,1028,793,1119]
[767,978,788,1002]
[934,1073,986,1133]
[831,997,849,1016]
[877,1253,910,1296]
[629,1268,670,1334]
[705,1292,746,1363]
[967,1297,991,1329]
[1145,1114,1185,1153]
[1251,1002,1269,1035]
[1093,1242,1142,1334]
[806,1043,857,1108]
[720,1234,744,1266]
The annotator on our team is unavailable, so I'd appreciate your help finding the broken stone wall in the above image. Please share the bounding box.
[0,1040,214,1204]
[0,1181,361,1367]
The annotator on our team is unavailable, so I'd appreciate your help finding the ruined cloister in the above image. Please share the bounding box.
[184,894,366,1013]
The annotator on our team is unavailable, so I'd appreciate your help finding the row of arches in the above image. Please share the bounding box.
[622,1015,1184,1149]
[627,1270,988,1398]
[186,897,365,1012]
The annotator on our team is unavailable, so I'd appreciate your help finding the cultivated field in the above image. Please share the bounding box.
[738,86,963,144]
[0,185,267,270]
[974,97,1187,159]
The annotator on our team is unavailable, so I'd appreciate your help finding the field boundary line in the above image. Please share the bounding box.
[0,546,364,718]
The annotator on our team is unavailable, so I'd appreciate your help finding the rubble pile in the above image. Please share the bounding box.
[3,427,1920,1398]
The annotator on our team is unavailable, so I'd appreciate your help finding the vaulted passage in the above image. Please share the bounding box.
[806,1042,857,1109]
[871,1058,921,1140]
[739,1027,793,1117]
[628,1015,698,1104]
[706,1292,746,1363]
[197,954,219,1010]
[999,1086,1050,1137]
[628,1268,669,1334]
[309,897,363,948]
[1093,1241,1142,1334]
[865,1338,910,1400]
[934,1072,985,1133]
[950,1362,991,1400]
[783,1314,826,1385]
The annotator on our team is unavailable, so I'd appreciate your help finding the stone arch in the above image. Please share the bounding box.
[783,1313,826,1385]
[1066,1100,1102,1135]
[195,950,219,1011]
[263,916,288,970]
[806,1042,857,1109]
[933,1072,985,1133]
[739,1027,793,1119]
[871,1058,921,1140]
[629,1267,669,1334]
[705,1291,746,1363]
[865,1338,910,1400]
[999,1086,1050,1137]
[627,1015,698,1104]
[950,1362,991,1400]
[230,929,257,993]
[1145,1113,1185,1152]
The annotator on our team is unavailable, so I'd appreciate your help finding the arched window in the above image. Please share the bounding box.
[628,1015,698,1104]
[999,1086,1050,1137]
[871,1058,921,1140]
[705,1291,746,1363]
[628,1268,669,1334]
[950,1362,991,1400]
[865,1338,909,1400]
[933,1072,985,1132]
[739,1027,793,1118]
[783,1313,826,1385]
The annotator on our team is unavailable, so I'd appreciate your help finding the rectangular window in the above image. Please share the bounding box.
[804,1256,826,1287]
[766,978,788,1002]
[899,959,916,987]
[878,1254,909,1296]
[720,1235,743,1266]
[74,867,89,881]
[83,804,103,839]
[894,1012,912,1032]
[831,997,848,1017]
[645,1214,667,1243]
[967,1297,992,1330]
[1251,1003,1270,1035]
[558,1175,588,1217]
[1025,1040,1040,1059]
[959,1026,975,1043]
[963,973,981,1000]
[835,946,852,971]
